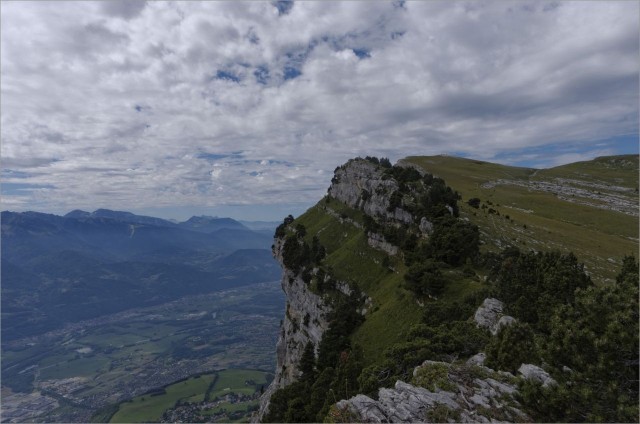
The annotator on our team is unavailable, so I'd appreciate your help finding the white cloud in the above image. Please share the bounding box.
[1,1,637,218]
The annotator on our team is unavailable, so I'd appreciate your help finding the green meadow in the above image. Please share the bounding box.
[110,369,270,423]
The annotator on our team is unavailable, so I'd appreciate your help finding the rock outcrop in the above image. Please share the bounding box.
[333,360,530,423]
[327,159,414,225]
[473,298,516,335]
[367,232,399,256]
[518,363,557,388]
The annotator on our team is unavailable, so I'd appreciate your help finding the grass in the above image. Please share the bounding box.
[405,155,639,283]
[295,200,425,366]
[535,155,639,189]
[39,356,111,380]
[110,374,216,423]
[207,369,268,400]
[287,154,638,367]
[109,369,269,423]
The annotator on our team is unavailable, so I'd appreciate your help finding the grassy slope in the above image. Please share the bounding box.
[404,155,639,282]
[290,154,637,367]
[294,197,487,367]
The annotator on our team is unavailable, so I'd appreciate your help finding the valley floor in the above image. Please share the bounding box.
[0,281,283,423]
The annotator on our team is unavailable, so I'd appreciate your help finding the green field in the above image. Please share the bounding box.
[110,369,270,423]
[110,374,216,423]
[1,282,283,423]
[404,155,639,282]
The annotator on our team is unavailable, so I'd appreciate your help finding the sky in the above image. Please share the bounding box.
[1,1,638,221]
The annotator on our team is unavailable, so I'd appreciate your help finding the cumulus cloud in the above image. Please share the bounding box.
[1,1,637,219]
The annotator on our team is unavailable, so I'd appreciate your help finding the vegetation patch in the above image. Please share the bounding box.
[426,403,461,423]
[412,362,456,392]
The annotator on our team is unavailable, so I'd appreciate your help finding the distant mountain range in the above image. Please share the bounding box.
[1,209,280,343]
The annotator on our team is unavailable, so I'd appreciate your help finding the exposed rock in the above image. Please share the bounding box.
[466,352,486,367]
[327,159,414,224]
[480,177,638,217]
[335,361,530,423]
[256,238,332,421]
[495,315,517,333]
[474,298,517,335]
[419,217,434,235]
[367,232,399,255]
[518,363,557,388]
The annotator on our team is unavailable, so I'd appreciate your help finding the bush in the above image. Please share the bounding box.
[427,217,479,266]
[485,322,538,373]
[466,197,481,208]
[404,260,446,297]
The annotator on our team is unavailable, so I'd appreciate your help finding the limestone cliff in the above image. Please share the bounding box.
[256,237,332,420]
[328,159,414,224]
[257,157,463,421]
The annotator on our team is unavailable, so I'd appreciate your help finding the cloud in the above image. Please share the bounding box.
[1,1,637,218]
[101,0,147,20]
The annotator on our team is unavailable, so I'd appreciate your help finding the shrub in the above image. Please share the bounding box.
[466,197,481,208]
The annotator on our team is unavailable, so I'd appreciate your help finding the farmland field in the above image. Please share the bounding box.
[1,281,283,423]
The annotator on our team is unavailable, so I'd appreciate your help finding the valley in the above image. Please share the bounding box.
[1,281,283,423]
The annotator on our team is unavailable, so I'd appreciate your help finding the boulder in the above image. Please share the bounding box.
[466,352,486,367]
[474,298,517,335]
[419,217,434,234]
[518,363,557,388]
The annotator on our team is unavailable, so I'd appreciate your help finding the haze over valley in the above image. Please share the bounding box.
[1,210,283,422]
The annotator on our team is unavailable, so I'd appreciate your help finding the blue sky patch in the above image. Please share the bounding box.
[393,0,406,9]
[254,65,269,84]
[283,66,301,80]
[273,0,294,16]
[197,152,244,162]
[2,182,55,196]
[352,48,371,59]
[1,169,31,179]
[215,70,241,83]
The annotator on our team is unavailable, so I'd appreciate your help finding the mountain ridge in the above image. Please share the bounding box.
[257,154,638,423]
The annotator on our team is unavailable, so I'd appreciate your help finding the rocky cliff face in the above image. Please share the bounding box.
[256,238,332,420]
[257,158,452,421]
[328,159,414,224]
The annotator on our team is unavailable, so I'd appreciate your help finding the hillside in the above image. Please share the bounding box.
[258,155,639,423]
[403,155,638,282]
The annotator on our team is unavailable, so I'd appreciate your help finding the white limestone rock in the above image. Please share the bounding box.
[474,298,517,335]
[518,363,557,388]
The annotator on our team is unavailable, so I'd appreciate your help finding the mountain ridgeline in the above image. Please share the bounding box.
[258,155,639,423]
[1,210,279,344]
